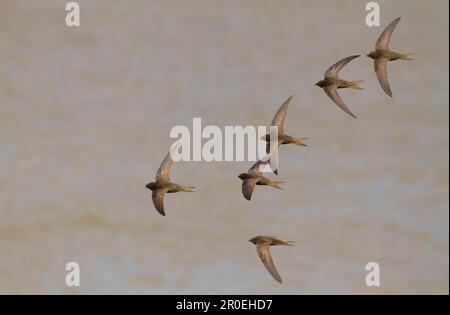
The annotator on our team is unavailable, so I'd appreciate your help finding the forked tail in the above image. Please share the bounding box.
[401,53,414,60]
[182,186,196,192]
[349,80,364,90]
[284,240,295,246]
[293,137,309,147]
[269,181,284,190]
[276,239,295,246]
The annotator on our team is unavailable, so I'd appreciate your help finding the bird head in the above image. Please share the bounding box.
[367,52,376,59]
[145,182,155,190]
[238,173,247,180]
[248,237,258,244]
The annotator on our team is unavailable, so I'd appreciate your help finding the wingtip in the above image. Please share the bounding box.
[391,17,402,25]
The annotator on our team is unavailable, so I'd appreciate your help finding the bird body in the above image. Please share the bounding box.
[367,17,413,97]
[249,235,294,246]
[315,55,363,118]
[263,96,308,151]
[238,160,284,200]
[146,180,194,193]
[367,49,411,61]
[238,173,284,189]
[146,151,195,216]
[249,235,294,283]
[264,134,308,146]
[315,77,363,90]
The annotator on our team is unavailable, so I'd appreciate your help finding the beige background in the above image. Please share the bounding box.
[0,0,448,294]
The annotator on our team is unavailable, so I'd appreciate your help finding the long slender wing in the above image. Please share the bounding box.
[324,55,360,78]
[256,242,282,283]
[323,85,357,119]
[156,151,173,181]
[248,159,269,175]
[374,58,392,97]
[271,95,293,133]
[376,17,401,50]
[152,189,167,216]
[242,178,259,201]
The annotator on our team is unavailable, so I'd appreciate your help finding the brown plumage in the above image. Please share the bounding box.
[249,235,294,283]
[238,159,284,201]
[367,17,413,97]
[263,96,309,174]
[315,55,363,118]
[145,151,195,216]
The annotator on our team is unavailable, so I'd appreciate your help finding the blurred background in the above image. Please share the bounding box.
[0,0,448,294]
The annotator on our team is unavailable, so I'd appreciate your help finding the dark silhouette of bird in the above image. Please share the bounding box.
[249,235,294,283]
[145,150,195,216]
[367,17,413,97]
[238,159,284,201]
[315,55,363,118]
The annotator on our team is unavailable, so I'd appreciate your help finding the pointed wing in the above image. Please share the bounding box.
[242,178,259,201]
[256,241,282,283]
[156,151,173,181]
[323,85,357,118]
[248,159,268,175]
[271,95,293,133]
[324,55,360,78]
[152,189,167,216]
[374,58,392,97]
[376,17,401,50]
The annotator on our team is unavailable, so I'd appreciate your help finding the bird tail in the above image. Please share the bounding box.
[182,186,196,192]
[349,80,364,90]
[276,239,295,246]
[293,137,309,147]
[269,181,284,190]
[401,53,414,60]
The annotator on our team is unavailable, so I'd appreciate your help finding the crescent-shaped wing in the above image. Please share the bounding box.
[156,151,173,181]
[376,17,401,50]
[256,241,282,283]
[323,85,357,119]
[271,95,293,134]
[152,189,167,216]
[374,57,392,97]
[242,178,259,201]
[324,55,360,78]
